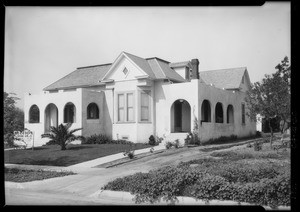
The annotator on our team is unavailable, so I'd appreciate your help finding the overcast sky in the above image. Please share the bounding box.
[4,3,290,109]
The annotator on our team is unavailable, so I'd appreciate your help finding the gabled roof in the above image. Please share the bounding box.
[199,67,247,90]
[43,64,111,91]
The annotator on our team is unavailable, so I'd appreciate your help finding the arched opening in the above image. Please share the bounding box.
[44,103,58,133]
[171,99,191,133]
[64,102,76,123]
[201,100,211,122]
[29,104,40,123]
[215,102,224,123]
[227,104,234,123]
[87,103,99,119]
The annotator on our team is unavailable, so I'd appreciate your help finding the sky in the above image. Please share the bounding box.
[4,3,291,110]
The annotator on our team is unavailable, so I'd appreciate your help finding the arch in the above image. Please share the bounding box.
[64,102,76,123]
[170,99,191,133]
[215,102,224,123]
[29,104,40,123]
[44,103,58,133]
[227,104,234,123]
[87,103,99,119]
[201,100,211,122]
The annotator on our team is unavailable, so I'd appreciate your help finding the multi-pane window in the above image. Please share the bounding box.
[141,92,150,122]
[64,102,76,123]
[127,93,134,121]
[242,103,245,124]
[117,92,135,122]
[29,105,40,123]
[118,94,125,122]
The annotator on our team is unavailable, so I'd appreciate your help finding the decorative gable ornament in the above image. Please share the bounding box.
[123,67,129,76]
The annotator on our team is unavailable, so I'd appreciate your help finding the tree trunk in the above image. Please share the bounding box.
[268,119,273,148]
[61,141,66,150]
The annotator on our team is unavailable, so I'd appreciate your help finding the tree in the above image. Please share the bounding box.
[4,92,24,147]
[41,123,85,150]
[245,56,291,147]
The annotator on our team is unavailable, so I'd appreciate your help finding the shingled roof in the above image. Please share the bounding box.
[43,64,111,91]
[43,52,247,91]
[199,67,247,90]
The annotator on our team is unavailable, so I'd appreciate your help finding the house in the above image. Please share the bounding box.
[24,51,256,146]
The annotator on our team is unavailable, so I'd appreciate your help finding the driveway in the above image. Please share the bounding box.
[5,140,255,205]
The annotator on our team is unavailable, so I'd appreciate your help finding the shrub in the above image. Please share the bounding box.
[123,150,135,159]
[165,141,173,149]
[184,132,200,146]
[148,135,156,146]
[256,131,262,138]
[102,163,290,207]
[82,134,110,144]
[253,141,263,151]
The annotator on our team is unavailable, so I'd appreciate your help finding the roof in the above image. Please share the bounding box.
[43,64,111,91]
[199,67,247,90]
[169,61,191,68]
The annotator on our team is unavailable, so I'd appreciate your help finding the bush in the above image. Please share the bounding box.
[256,131,262,138]
[149,135,156,146]
[253,141,263,151]
[102,162,290,207]
[205,134,237,145]
[82,134,110,144]
[82,134,135,145]
[184,132,200,146]
[123,150,135,159]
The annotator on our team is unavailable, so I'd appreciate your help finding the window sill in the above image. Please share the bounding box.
[138,121,152,124]
[115,121,136,124]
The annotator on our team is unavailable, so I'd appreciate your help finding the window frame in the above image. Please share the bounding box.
[116,91,135,123]
[139,90,151,123]
[87,103,100,120]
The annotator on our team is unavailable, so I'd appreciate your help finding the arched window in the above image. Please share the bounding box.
[64,102,76,123]
[201,100,211,122]
[29,105,40,123]
[215,102,224,123]
[87,103,99,119]
[227,104,234,123]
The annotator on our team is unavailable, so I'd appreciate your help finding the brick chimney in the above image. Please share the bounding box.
[191,59,199,79]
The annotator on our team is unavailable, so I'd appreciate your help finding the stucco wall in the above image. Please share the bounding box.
[24,89,83,146]
[198,81,256,142]
[154,79,199,138]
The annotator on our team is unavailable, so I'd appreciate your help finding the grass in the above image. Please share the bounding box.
[4,143,152,167]
[5,167,76,182]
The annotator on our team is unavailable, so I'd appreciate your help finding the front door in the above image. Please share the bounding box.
[174,101,182,132]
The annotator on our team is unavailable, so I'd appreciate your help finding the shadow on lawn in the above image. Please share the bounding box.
[67,145,94,151]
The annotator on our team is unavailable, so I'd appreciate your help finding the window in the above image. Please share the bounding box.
[29,105,40,123]
[141,91,150,122]
[117,92,135,122]
[242,103,245,124]
[118,94,125,122]
[127,93,134,121]
[215,102,224,123]
[64,102,76,123]
[87,103,99,119]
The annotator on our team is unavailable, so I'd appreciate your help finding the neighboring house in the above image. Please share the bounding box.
[24,51,256,146]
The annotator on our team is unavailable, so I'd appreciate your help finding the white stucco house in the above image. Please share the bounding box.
[24,51,256,146]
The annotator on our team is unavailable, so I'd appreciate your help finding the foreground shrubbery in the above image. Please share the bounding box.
[102,154,290,207]
[82,134,133,145]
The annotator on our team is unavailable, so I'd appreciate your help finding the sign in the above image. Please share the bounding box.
[13,129,35,149]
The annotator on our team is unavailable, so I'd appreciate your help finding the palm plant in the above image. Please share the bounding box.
[41,123,85,150]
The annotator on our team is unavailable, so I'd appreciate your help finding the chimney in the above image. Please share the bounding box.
[191,59,199,79]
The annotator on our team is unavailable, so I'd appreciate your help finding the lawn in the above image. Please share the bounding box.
[5,167,75,182]
[102,139,290,208]
[4,143,152,167]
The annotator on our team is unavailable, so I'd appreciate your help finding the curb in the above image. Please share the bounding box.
[93,190,291,209]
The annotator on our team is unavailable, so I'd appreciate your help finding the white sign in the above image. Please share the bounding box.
[13,129,35,149]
